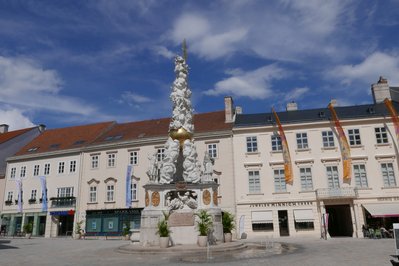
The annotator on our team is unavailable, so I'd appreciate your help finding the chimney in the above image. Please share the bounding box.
[38,124,46,132]
[0,124,9,134]
[286,101,298,111]
[235,106,242,115]
[371,76,390,104]
[224,96,234,123]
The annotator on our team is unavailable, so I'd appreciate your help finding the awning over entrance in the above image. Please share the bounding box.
[363,203,399,218]
[251,211,273,224]
[293,209,314,223]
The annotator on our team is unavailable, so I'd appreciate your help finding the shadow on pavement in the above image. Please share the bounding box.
[0,240,18,250]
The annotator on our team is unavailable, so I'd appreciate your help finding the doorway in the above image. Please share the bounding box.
[326,205,353,237]
[38,216,46,236]
[58,215,74,236]
[278,210,289,236]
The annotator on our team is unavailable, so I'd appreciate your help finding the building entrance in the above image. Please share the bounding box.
[58,215,74,236]
[326,205,353,237]
[278,210,289,236]
[38,216,46,236]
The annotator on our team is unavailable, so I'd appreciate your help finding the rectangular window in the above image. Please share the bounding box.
[353,164,368,188]
[375,127,388,144]
[10,167,16,179]
[44,163,50,175]
[107,153,116,167]
[129,151,138,165]
[57,187,74,197]
[296,133,308,149]
[106,185,114,202]
[381,163,397,187]
[91,155,99,169]
[207,143,218,158]
[131,182,137,201]
[348,129,361,146]
[326,166,340,188]
[33,165,40,176]
[20,166,26,178]
[69,161,76,173]
[89,186,97,203]
[30,189,37,200]
[248,170,261,193]
[322,131,335,147]
[246,136,258,153]
[300,167,313,191]
[58,162,65,174]
[271,135,282,151]
[157,148,165,162]
[274,169,286,192]
[7,191,13,201]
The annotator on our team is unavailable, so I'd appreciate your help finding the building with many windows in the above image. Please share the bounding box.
[233,77,399,239]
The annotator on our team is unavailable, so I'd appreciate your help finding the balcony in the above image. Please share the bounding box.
[50,196,76,208]
[316,187,357,200]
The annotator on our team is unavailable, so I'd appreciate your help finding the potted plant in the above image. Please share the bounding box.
[222,211,235,242]
[74,220,84,240]
[23,222,33,239]
[195,209,213,247]
[122,221,131,240]
[156,211,171,248]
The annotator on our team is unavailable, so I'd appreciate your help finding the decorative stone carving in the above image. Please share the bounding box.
[165,190,197,211]
[182,139,201,183]
[159,138,180,184]
[203,190,211,205]
[146,152,159,183]
[145,191,149,207]
[202,152,214,182]
[151,191,160,207]
[213,190,218,206]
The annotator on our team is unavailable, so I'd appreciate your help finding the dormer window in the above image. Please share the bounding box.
[28,147,39,152]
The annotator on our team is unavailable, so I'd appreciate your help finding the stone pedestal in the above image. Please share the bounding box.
[140,182,222,246]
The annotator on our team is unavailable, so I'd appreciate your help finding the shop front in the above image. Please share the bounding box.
[85,208,142,236]
[49,210,75,237]
[0,212,47,236]
[362,202,399,232]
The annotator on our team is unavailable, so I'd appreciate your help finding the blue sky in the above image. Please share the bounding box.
[1,0,399,130]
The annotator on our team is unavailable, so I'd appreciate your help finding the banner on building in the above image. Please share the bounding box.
[272,108,293,185]
[15,179,22,213]
[328,103,351,182]
[384,98,399,144]
[39,176,48,212]
[125,165,132,208]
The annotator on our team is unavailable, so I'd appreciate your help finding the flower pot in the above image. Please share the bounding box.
[159,236,169,248]
[224,232,232,242]
[198,235,208,247]
[25,233,32,239]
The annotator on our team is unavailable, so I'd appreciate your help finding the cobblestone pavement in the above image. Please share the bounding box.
[0,237,396,266]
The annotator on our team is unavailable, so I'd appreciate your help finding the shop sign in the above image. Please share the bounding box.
[50,210,75,216]
[377,197,399,202]
[249,201,313,208]
[86,208,143,215]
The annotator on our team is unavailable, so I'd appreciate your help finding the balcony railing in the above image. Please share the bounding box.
[316,187,357,199]
[50,196,76,208]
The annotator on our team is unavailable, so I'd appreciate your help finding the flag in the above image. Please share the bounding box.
[125,165,132,208]
[39,176,48,212]
[272,108,293,185]
[15,179,22,213]
[383,98,399,144]
[328,103,351,182]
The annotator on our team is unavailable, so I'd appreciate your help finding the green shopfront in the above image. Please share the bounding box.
[85,208,142,236]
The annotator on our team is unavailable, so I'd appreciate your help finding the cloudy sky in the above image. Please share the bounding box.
[1,0,399,130]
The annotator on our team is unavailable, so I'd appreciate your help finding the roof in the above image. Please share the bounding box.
[235,101,399,128]
[93,110,232,144]
[16,121,115,156]
[0,127,36,144]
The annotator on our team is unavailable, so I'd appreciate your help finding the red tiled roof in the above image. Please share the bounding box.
[16,122,115,156]
[0,127,35,144]
[93,110,232,144]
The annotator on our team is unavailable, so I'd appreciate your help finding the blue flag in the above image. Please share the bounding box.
[39,176,48,212]
[125,165,132,208]
[15,179,22,213]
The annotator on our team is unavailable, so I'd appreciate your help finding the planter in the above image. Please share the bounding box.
[130,230,140,243]
[224,232,232,242]
[123,235,130,241]
[159,236,169,248]
[198,235,208,247]
[25,233,32,239]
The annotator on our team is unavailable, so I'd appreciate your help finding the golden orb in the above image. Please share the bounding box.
[169,127,192,147]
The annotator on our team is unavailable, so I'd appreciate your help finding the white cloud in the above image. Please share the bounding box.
[204,65,286,99]
[119,91,153,105]
[0,56,99,116]
[325,52,399,86]
[152,45,175,59]
[0,108,35,130]
[283,87,310,102]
